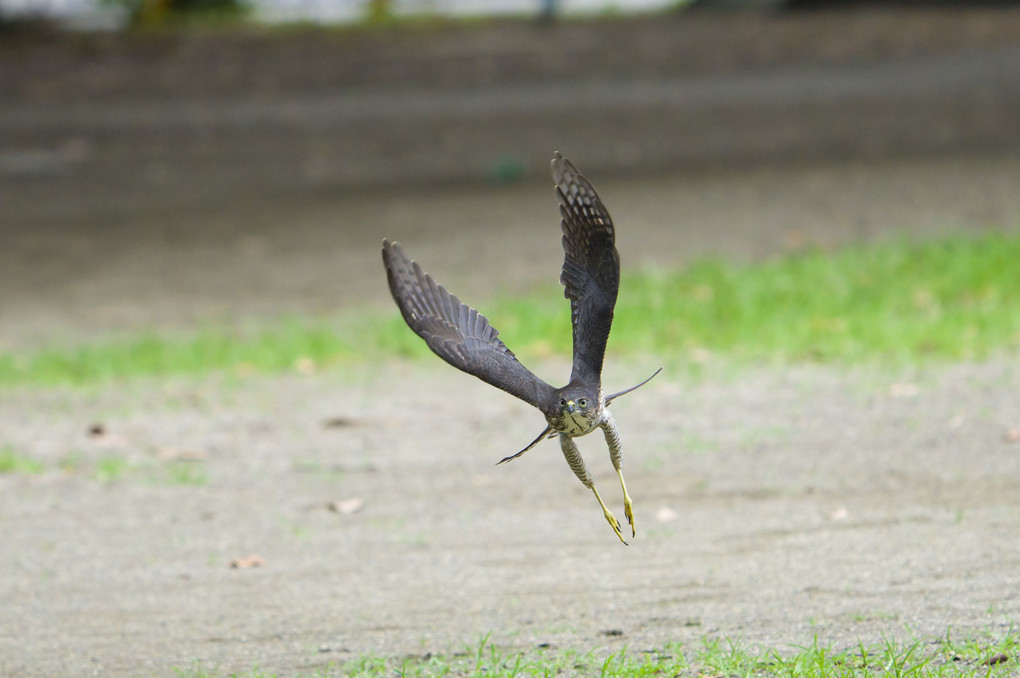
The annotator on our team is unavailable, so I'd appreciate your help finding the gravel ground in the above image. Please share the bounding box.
[1,360,1018,676]
[1,8,1020,677]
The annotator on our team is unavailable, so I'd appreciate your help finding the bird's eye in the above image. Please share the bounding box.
[559,398,566,406]
[578,398,588,407]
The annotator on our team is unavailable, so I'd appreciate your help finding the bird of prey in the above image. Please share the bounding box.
[381,152,659,544]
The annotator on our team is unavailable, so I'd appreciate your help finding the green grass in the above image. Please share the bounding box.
[2,231,1019,388]
[0,450,210,486]
[93,455,135,482]
[0,446,46,474]
[163,460,210,486]
[0,319,378,388]
[172,630,1018,677]
[494,230,1020,368]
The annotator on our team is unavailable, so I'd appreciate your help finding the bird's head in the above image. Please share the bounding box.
[549,385,604,435]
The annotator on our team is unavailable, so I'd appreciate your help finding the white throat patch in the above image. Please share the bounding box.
[562,410,596,435]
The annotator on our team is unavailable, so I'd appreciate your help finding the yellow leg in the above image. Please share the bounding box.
[615,467,635,538]
[590,484,627,545]
[560,432,627,545]
[601,411,636,538]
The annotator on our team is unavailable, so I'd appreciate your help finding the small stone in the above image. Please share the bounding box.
[655,507,678,522]
[328,498,364,515]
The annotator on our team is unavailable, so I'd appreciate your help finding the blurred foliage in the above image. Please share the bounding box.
[105,0,249,27]
[364,0,394,24]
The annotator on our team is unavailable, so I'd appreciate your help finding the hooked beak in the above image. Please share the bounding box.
[564,400,576,414]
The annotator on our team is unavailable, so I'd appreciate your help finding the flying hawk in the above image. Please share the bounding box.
[382,152,659,543]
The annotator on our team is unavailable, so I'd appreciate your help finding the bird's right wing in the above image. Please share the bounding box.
[551,152,620,387]
[382,240,556,410]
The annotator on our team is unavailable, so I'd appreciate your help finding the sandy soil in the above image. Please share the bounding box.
[1,8,1020,677]
[1,360,1018,676]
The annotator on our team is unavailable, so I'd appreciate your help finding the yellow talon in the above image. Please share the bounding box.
[591,485,628,545]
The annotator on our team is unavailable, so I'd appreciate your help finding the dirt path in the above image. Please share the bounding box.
[1,359,1018,676]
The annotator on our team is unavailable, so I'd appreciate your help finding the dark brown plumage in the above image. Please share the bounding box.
[382,152,659,543]
[553,152,620,388]
[382,240,555,411]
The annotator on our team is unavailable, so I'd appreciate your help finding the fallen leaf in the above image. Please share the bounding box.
[294,356,316,375]
[983,653,1010,666]
[229,555,265,569]
[328,497,364,515]
[1003,429,1020,444]
[156,447,208,461]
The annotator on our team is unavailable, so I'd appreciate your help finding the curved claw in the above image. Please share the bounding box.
[623,496,635,538]
[604,508,627,545]
[591,485,628,545]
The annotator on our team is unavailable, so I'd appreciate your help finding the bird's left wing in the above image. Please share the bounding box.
[382,240,556,410]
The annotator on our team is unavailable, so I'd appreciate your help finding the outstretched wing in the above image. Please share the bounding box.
[551,152,620,387]
[382,240,556,410]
